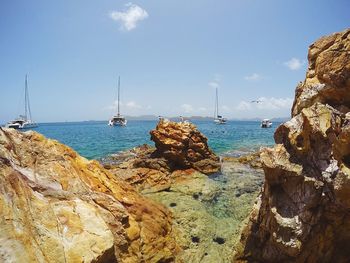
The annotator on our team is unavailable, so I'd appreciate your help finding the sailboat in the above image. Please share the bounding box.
[108,76,127,126]
[213,87,227,124]
[6,75,38,129]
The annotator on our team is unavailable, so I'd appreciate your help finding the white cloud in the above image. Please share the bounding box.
[181,104,194,113]
[109,3,148,31]
[237,101,252,111]
[284,58,305,70]
[126,101,142,109]
[237,97,293,111]
[221,105,231,112]
[198,107,207,112]
[208,81,219,89]
[244,73,261,81]
[104,100,120,111]
[104,100,143,111]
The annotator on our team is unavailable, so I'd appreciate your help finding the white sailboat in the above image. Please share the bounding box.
[108,76,127,126]
[213,87,227,124]
[6,75,38,129]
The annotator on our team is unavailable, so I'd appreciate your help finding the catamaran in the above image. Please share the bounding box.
[213,87,227,124]
[108,76,127,126]
[6,75,38,129]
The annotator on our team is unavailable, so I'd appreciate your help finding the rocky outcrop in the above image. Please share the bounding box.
[101,121,220,193]
[0,128,178,263]
[100,126,264,262]
[150,120,220,174]
[235,28,350,262]
[292,28,350,116]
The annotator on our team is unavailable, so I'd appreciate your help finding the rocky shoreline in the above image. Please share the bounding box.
[100,119,264,262]
[0,117,263,262]
[1,28,349,263]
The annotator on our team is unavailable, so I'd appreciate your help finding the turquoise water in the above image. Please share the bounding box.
[33,120,279,159]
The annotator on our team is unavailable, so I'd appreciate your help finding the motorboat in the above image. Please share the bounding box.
[261,119,272,128]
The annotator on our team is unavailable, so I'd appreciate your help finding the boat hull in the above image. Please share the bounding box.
[6,121,38,129]
[214,118,227,124]
[261,123,272,128]
[108,119,127,127]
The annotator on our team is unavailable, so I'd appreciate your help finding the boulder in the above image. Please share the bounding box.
[150,120,220,174]
[0,128,178,263]
[235,28,350,262]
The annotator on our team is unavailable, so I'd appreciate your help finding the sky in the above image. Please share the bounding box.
[0,0,349,123]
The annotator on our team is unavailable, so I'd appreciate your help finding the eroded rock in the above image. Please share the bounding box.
[0,128,178,263]
[292,28,350,116]
[150,120,220,174]
[235,28,350,263]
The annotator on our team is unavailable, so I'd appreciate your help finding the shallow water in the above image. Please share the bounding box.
[33,120,279,159]
[145,161,263,262]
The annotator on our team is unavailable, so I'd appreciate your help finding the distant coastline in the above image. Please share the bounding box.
[1,116,289,126]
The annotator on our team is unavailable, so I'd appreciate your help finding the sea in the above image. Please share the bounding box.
[31,120,280,160]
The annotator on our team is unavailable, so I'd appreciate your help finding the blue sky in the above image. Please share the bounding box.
[0,0,349,123]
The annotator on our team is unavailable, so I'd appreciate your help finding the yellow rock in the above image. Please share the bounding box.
[235,28,350,263]
[0,128,178,262]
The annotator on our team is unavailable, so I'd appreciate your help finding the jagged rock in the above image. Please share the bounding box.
[292,28,350,116]
[101,121,220,193]
[102,138,264,262]
[0,128,178,263]
[235,29,350,262]
[150,120,220,174]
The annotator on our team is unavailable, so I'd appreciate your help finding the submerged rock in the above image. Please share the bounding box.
[235,28,350,262]
[145,161,263,263]
[104,137,264,262]
[150,120,220,174]
[0,128,178,263]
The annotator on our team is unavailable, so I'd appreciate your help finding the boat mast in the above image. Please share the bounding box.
[24,74,28,120]
[216,87,219,118]
[25,74,33,121]
[117,76,120,116]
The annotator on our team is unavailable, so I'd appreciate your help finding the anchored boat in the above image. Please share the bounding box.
[213,87,227,124]
[261,119,272,128]
[108,76,127,127]
[6,75,38,129]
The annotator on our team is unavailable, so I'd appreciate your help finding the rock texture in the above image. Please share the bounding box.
[150,120,220,174]
[235,28,350,262]
[0,128,178,263]
[104,147,264,263]
[292,28,350,116]
[102,120,220,193]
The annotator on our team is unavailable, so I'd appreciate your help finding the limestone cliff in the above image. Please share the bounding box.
[0,128,178,263]
[235,28,350,262]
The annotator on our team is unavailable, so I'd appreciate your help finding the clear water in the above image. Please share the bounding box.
[32,120,279,159]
